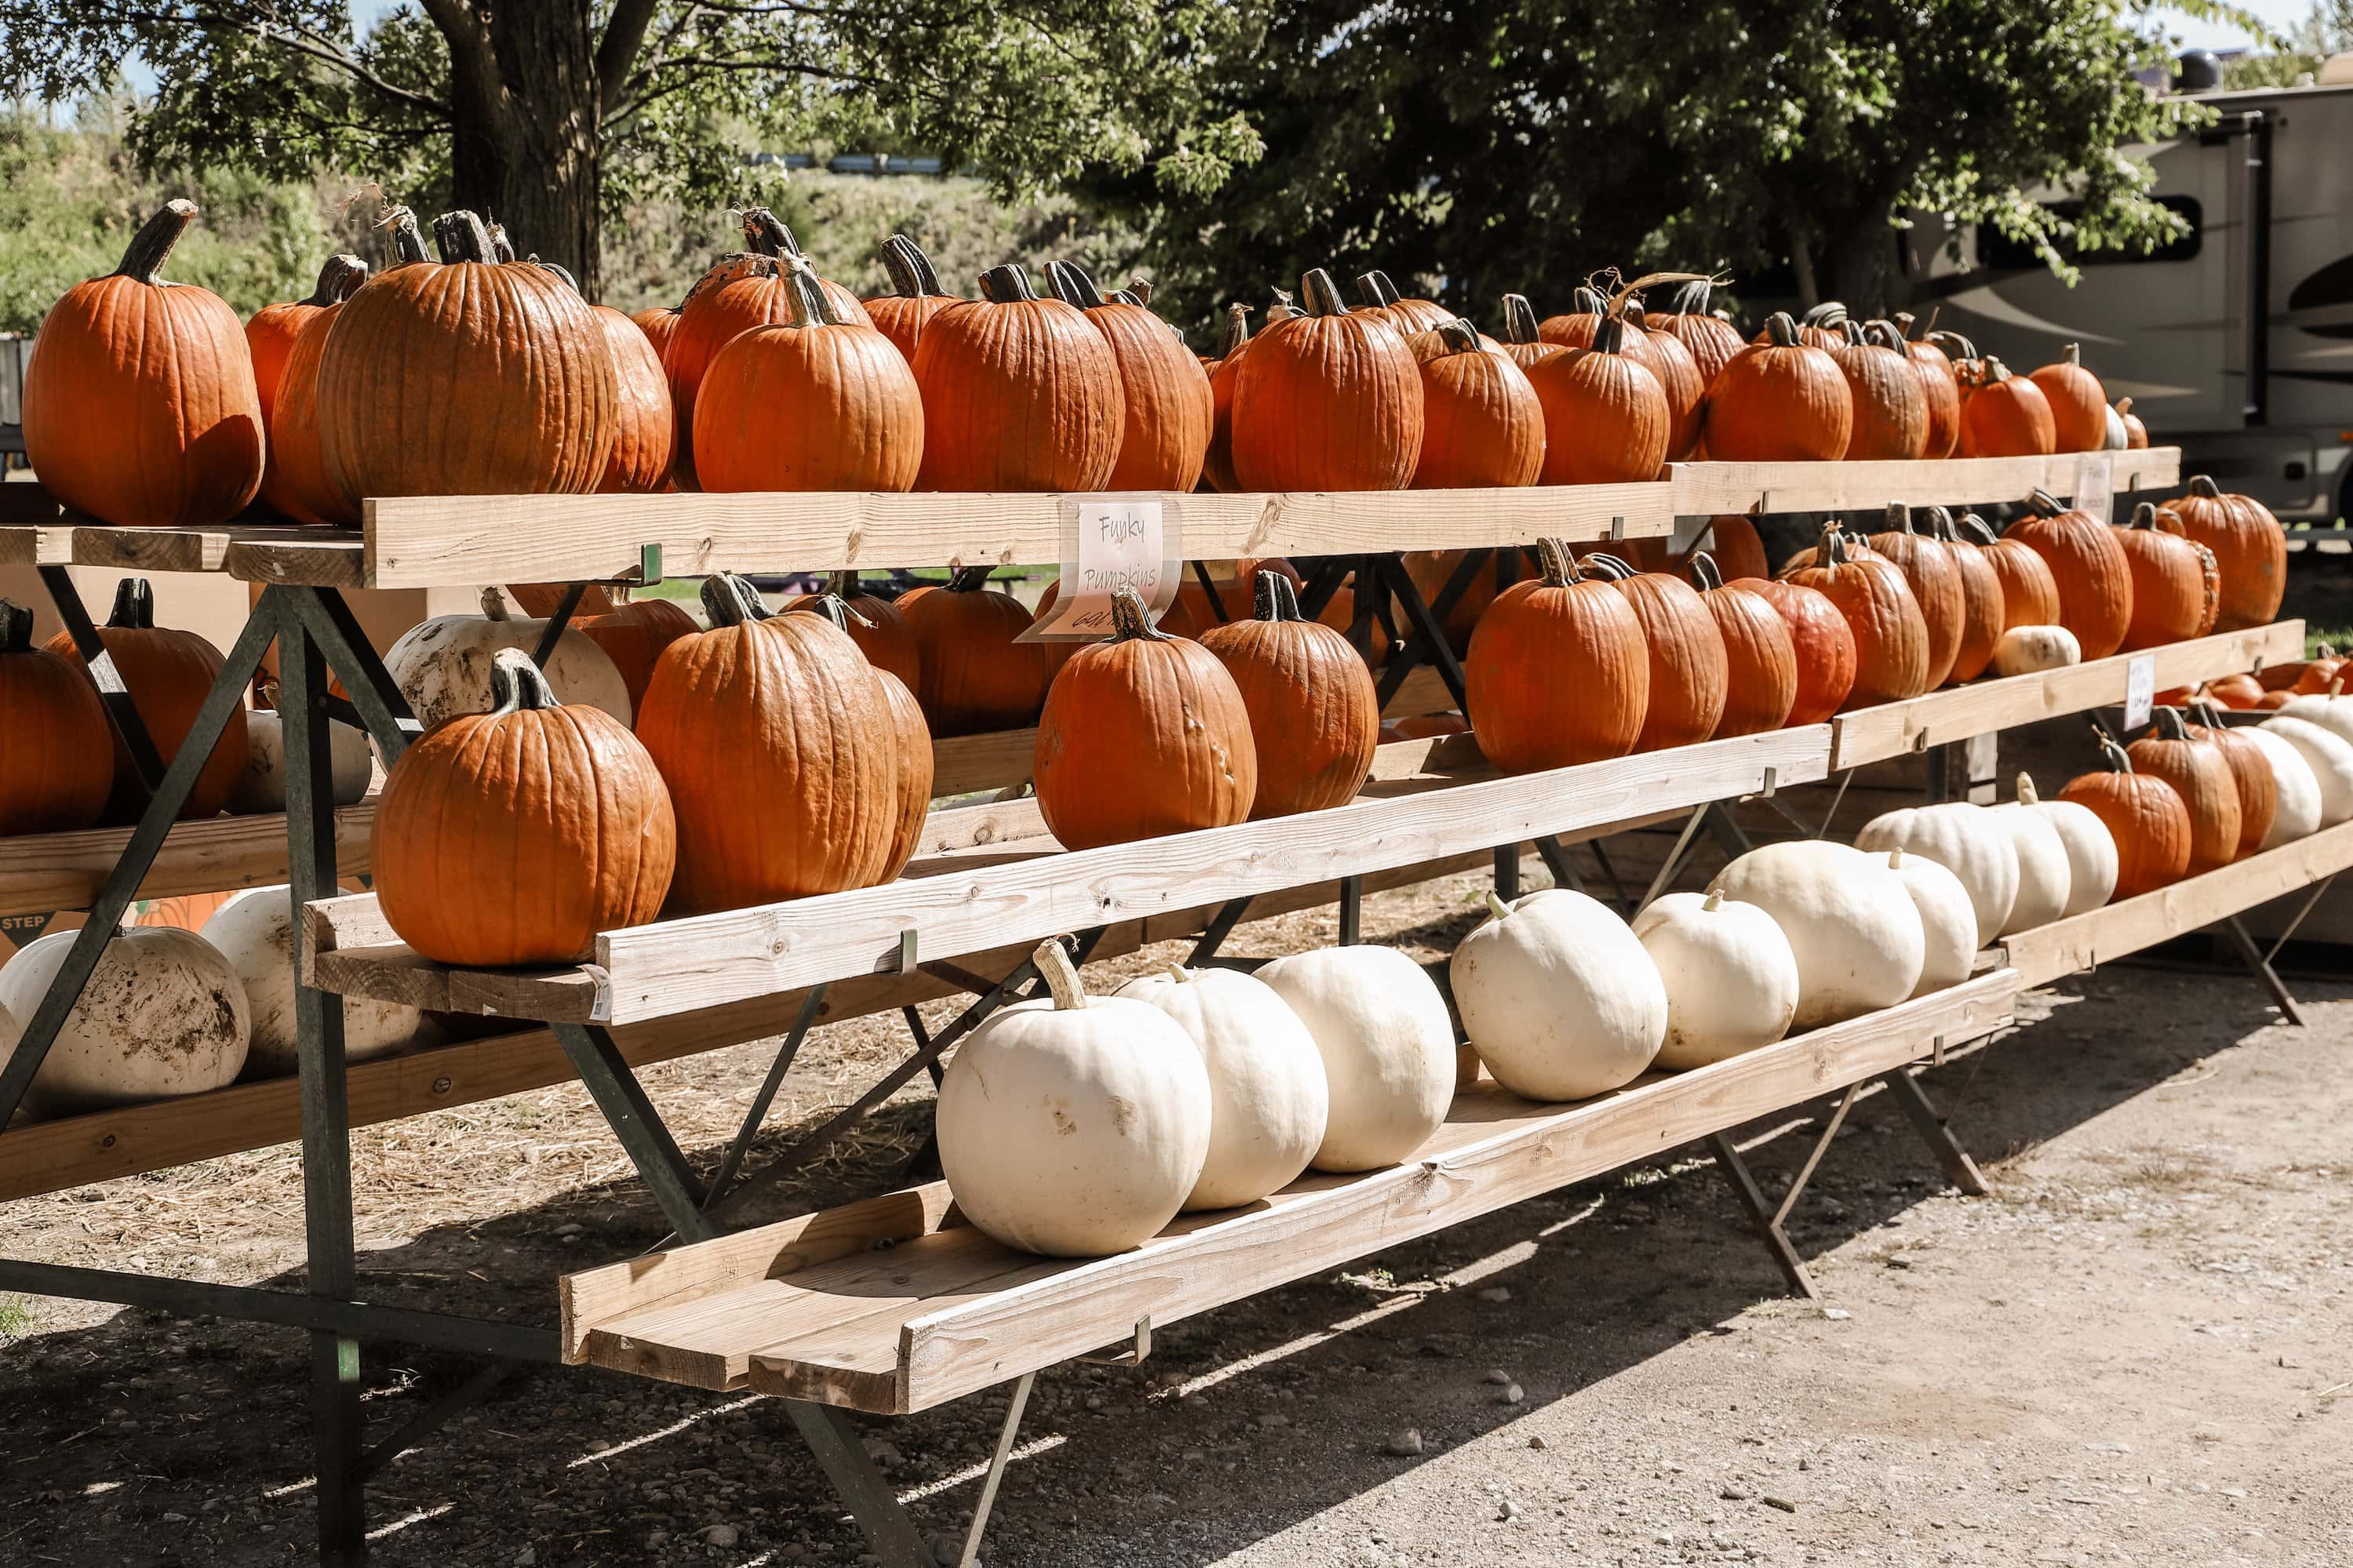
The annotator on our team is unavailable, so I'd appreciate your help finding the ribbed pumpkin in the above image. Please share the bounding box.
[1888,312,1961,459]
[2162,476,2286,631]
[579,597,701,711]
[1201,303,1255,492]
[1777,528,1931,708]
[1955,358,2056,457]
[1768,300,1851,349]
[1495,293,1561,376]
[24,198,264,527]
[1521,316,1669,485]
[247,254,366,436]
[1463,537,1649,771]
[2060,733,2192,898]
[1867,503,1965,689]
[1928,508,2005,682]
[1685,555,1795,737]
[1699,514,1772,582]
[42,579,248,823]
[2029,344,2108,453]
[2185,702,2278,859]
[803,595,933,880]
[630,304,683,361]
[257,253,373,526]
[694,256,923,493]
[1404,319,1545,488]
[2114,397,2148,449]
[1631,305,1706,460]
[1644,279,1747,389]
[1045,260,1212,490]
[2125,708,2241,872]
[912,263,1123,491]
[863,235,960,363]
[784,573,922,689]
[895,567,1057,734]
[1703,313,1852,462]
[1354,270,1456,334]
[1732,578,1854,726]
[374,649,676,966]
[1958,513,2063,630]
[2009,489,2135,660]
[1230,268,1423,491]
[1033,588,1256,849]
[1533,285,1614,350]
[1831,322,1930,460]
[317,209,616,504]
[588,304,675,493]
[1586,553,1728,750]
[2115,501,2218,650]
[0,598,114,834]
[1198,572,1379,817]
[636,573,904,911]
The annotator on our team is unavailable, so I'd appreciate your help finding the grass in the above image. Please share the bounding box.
[0,1292,38,1344]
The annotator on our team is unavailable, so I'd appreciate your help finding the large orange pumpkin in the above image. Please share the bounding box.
[894,567,1057,735]
[373,649,676,966]
[911,264,1123,491]
[2125,708,2240,872]
[1866,503,1965,689]
[1644,279,1747,391]
[784,573,923,689]
[2115,501,2219,651]
[1200,302,1256,492]
[24,198,264,527]
[44,578,249,823]
[863,235,960,364]
[1534,286,1613,350]
[2009,489,2135,660]
[2029,344,2108,453]
[1928,508,2005,682]
[1777,528,1931,708]
[1353,270,1456,335]
[2060,733,2191,898]
[1198,571,1380,817]
[1033,588,1256,849]
[1586,552,1728,750]
[579,596,700,711]
[1887,312,1961,459]
[801,595,934,880]
[1522,317,1669,485]
[1955,358,2056,457]
[1698,514,1772,582]
[247,253,366,435]
[1405,319,1545,488]
[257,251,376,526]
[1685,554,1797,737]
[1702,313,1852,462]
[631,304,683,361]
[1957,512,2063,630]
[2161,475,2286,631]
[0,598,114,834]
[1230,268,1423,491]
[2184,705,2278,860]
[1463,537,1649,772]
[588,304,675,493]
[1626,302,1706,460]
[1045,260,1212,491]
[1832,322,1930,460]
[1736,578,1856,726]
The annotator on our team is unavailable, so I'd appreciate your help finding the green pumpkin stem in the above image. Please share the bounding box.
[978,264,1039,304]
[779,256,841,328]
[880,235,951,298]
[0,598,31,653]
[2153,704,2191,741]
[115,199,199,285]
[107,578,156,630]
[1592,316,1627,355]
[1926,329,1979,362]
[1044,260,1111,311]
[2025,487,2064,516]
[1432,318,1482,355]
[1354,271,1401,308]
[1688,551,1724,591]
[1582,551,1636,580]
[1957,512,1998,546]
[1533,536,1586,586]
[1884,500,1919,536]
[1253,569,1303,623]
[741,207,803,259]
[1760,311,1802,348]
[431,210,496,264]
[1501,294,1543,345]
[1106,585,1172,642]
[700,572,773,627]
[2187,475,2221,499]
[487,648,561,715]
[2125,500,2158,531]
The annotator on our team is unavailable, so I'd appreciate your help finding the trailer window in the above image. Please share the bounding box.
[1976,196,2202,270]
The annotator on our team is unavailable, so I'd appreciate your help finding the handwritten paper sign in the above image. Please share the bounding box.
[1022,500,1179,641]
[2124,653,2156,732]
[2074,453,2115,524]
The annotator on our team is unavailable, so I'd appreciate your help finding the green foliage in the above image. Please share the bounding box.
[2221,0,2353,86]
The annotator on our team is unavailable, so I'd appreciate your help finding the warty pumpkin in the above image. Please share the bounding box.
[1958,511,2063,629]
[1521,316,1669,485]
[1928,508,2006,683]
[2059,732,2192,898]
[1463,537,1649,771]
[1644,278,1747,389]
[1197,572,1379,818]
[578,596,700,711]
[24,198,264,527]
[373,649,676,966]
[1776,526,1932,708]
[1733,577,1856,725]
[784,572,922,689]
[2184,702,2278,860]
[863,235,960,363]
[1229,268,1423,491]
[1867,503,1965,689]
[255,253,370,526]
[1045,260,1213,491]
[1703,312,1852,462]
[1404,318,1545,488]
[912,263,1123,491]
[1585,552,1728,750]
[1888,312,1961,459]
[44,578,249,823]
[246,253,366,437]
[2125,708,2241,872]
[894,566,1057,734]
[1955,358,2056,457]
[2009,488,2136,660]
[1686,554,1797,737]
[2161,475,2286,631]
[2115,500,2219,650]
[1354,270,1456,335]
[1833,322,1930,460]
[2029,344,2109,453]
[0,598,114,834]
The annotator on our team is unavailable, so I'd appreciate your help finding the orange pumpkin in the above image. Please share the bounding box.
[2126,708,2241,872]
[1699,514,1772,583]
[589,304,676,493]
[1777,528,1931,708]
[1644,279,1747,391]
[24,198,264,527]
[1927,508,2005,683]
[1521,315,1669,485]
[1629,304,1706,460]
[784,573,923,690]
[45,578,249,823]
[1684,555,1796,737]
[2160,476,2286,631]
[2295,654,2347,694]
[0,598,115,834]
[1832,322,1930,460]
[894,567,1057,735]
[2184,701,2278,860]
[1732,577,1854,726]
[2114,397,2148,449]
[1045,260,1212,491]
[2029,344,2108,453]
[1353,270,1457,335]
[2060,733,2191,898]
[1200,302,1256,492]
[1867,503,1965,689]
[1404,319,1545,488]
[1533,286,1614,350]
[2114,501,2218,651]
[1463,537,1649,772]
[1586,553,1728,750]
[2205,671,2267,709]
[374,649,676,966]
[579,596,700,711]
[1955,358,2056,457]
[801,594,933,880]
[247,253,366,436]
[863,235,960,364]
[1956,512,2063,630]
[2009,488,2135,660]
[1230,268,1423,491]
[257,251,375,526]
[1702,312,1852,462]
[631,304,683,361]
[912,263,1123,491]
[1199,572,1380,817]
[1888,312,1961,460]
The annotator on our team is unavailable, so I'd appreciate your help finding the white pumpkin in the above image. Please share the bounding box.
[199,887,426,1079]
[1990,624,2081,677]
[1258,944,1454,1173]
[228,709,374,814]
[936,940,1211,1257]
[1707,841,1924,1028]
[2273,691,2353,750]
[2101,403,2131,451]
[1876,849,1977,997]
[384,586,632,731]
[2008,773,2117,915]
[0,997,17,1126]
[2241,727,2322,849]
[1114,964,1328,1210]
[1630,890,1799,1069]
[1984,795,2072,933]
[0,925,250,1115]
[1854,802,2018,947]
[2260,716,2353,826]
[1451,889,1666,1101]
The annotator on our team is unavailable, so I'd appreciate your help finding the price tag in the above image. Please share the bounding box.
[1022,500,1180,642]
[2074,453,2114,524]
[2123,653,2157,732]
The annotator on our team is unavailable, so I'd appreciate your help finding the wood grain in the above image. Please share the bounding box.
[1665,447,2183,519]
[0,522,73,564]
[0,803,374,920]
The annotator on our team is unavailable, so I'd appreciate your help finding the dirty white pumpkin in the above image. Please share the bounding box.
[2240,728,2322,849]
[199,887,426,1079]
[1984,795,2072,933]
[2259,716,2353,826]
[1258,944,1453,1173]
[2273,690,2353,749]
[1114,964,1328,1210]
[2007,774,2118,915]
[1707,841,1925,1028]
[0,925,250,1115]
[1854,802,2019,947]
[936,940,1211,1257]
[228,709,374,814]
[1875,849,1977,997]
[1630,890,1799,1069]
[384,586,632,731]
[1450,889,1666,1102]
[1989,624,2081,677]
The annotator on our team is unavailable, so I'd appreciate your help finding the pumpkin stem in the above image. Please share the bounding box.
[947,566,997,594]
[1253,569,1304,624]
[1981,357,2016,385]
[1216,303,1252,357]
[1044,259,1110,311]
[0,598,31,653]
[700,572,773,627]
[2061,342,2081,367]
[1266,286,1298,322]
[1759,311,1802,348]
[1354,271,1403,308]
[484,220,516,262]
[1801,300,1848,328]
[1958,512,1998,546]
[880,235,951,298]
[1590,317,1627,356]
[1583,551,1636,580]
[2125,500,2158,531]
[1892,310,1917,340]
[1701,889,1724,912]
[379,205,429,267]
[1884,500,1918,536]
[1925,329,1979,362]
[114,198,199,284]
[978,264,1039,304]
[477,585,514,621]
[1687,551,1724,591]
[1033,937,1087,1010]
[1499,293,1543,345]
[826,569,864,601]
[741,207,803,259]
[1484,890,1513,922]
[106,577,156,630]
[2154,705,2191,741]
[1105,586,1172,643]
[2016,772,2042,805]
[2093,723,2133,773]
[303,253,370,307]
[803,592,876,635]
[1821,529,1852,570]
[1533,536,1583,587]
[779,256,841,328]
[486,646,562,715]
[1925,506,1958,543]
[1665,278,1714,315]
[1298,268,1350,318]
[1165,962,1191,983]
[1886,847,1906,869]
[2186,475,2220,499]
[2025,488,2068,518]
[1863,318,1907,353]
[431,210,498,264]
[1432,318,1482,355]
[534,260,579,291]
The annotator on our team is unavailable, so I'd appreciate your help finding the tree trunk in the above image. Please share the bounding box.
[442,5,606,299]
[1819,204,1907,316]
[1787,221,1819,311]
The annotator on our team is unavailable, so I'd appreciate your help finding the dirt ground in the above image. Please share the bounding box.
[2,864,2349,1568]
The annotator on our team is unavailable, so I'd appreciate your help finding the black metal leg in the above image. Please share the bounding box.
[1338,873,1363,944]
[1294,558,1348,621]
[1532,835,1589,895]
[701,983,831,1212]
[40,564,169,796]
[290,587,423,764]
[1189,559,1229,623]
[783,1400,932,1566]
[1709,1132,1819,1301]
[2222,915,2306,1027]
[1879,1068,1992,1195]
[1492,844,1520,900]
[551,1024,718,1242]
[1187,896,1254,968]
[529,580,589,668]
[1373,553,1471,713]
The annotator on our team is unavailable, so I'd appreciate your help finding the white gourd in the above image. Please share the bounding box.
[935,940,1211,1257]
[2101,404,2130,451]
[2008,774,2117,915]
[1853,802,2018,947]
[228,710,373,814]
[1990,624,2081,677]
[1114,965,1328,1210]
[1706,841,1925,1028]
[199,887,425,1079]
[2273,691,2353,749]
[2260,716,2353,826]
[0,926,250,1115]
[1875,849,1977,997]
[1450,889,1666,1101]
[1258,944,1454,1173]
[2241,727,2322,849]
[1985,794,2072,933]
[1630,890,1799,1069]
[384,586,632,731]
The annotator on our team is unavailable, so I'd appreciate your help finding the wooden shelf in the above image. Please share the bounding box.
[0,802,374,921]
[559,970,2020,1411]
[0,518,365,587]
[1665,447,2182,518]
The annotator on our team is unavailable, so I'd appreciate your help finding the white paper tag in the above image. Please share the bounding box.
[2075,453,2115,524]
[2124,653,2157,732]
[1022,500,1178,642]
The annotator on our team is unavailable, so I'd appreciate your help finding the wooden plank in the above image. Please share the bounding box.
[0,522,74,565]
[0,803,374,920]
[1829,623,2304,769]
[2000,820,2353,988]
[1666,447,2182,519]
[221,532,366,590]
[359,484,1675,590]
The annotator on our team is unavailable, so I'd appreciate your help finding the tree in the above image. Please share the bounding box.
[0,1,1262,299]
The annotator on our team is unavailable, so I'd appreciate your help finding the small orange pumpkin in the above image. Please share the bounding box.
[257,251,373,526]
[2029,344,2109,453]
[1353,270,1457,335]
[1199,572,1380,817]
[2125,708,2241,872]
[1888,312,1961,460]
[2114,397,2148,449]
[2115,501,2219,651]
[46,578,250,823]
[1702,312,1852,462]
[1463,537,1649,772]
[1777,527,1931,708]
[1867,503,1965,689]
[1928,508,2005,683]
[247,253,366,437]
[894,567,1058,735]
[0,598,115,834]
[2009,488,2135,660]
[1404,318,1545,489]
[2161,476,2286,631]
[590,303,676,493]
[1230,268,1423,491]
[2060,731,2191,898]
[803,594,933,881]
[1687,554,1796,737]
[1519,313,1669,485]
[1200,302,1256,492]
[1955,358,2056,457]
[913,263,1124,491]
[1586,552,1728,751]
[1733,577,1855,726]
[1046,260,1213,491]
[1956,512,2063,630]
[2185,699,2278,860]
[1833,322,1930,460]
